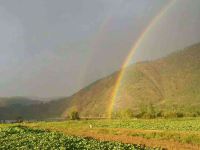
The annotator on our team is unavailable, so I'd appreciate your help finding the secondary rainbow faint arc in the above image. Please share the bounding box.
[108,0,177,118]
[79,1,124,88]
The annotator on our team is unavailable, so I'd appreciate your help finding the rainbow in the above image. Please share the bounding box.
[108,0,177,118]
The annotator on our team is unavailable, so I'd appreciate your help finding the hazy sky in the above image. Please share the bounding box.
[0,0,200,97]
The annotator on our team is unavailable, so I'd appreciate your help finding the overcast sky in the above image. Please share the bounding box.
[0,0,200,97]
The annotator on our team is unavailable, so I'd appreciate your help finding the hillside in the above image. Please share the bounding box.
[0,97,71,120]
[0,97,42,107]
[63,43,200,118]
[0,43,199,119]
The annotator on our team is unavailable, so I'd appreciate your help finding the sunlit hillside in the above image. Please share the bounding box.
[65,43,200,118]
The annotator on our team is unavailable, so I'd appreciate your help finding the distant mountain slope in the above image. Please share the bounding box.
[62,43,200,117]
[0,43,199,119]
[0,97,71,120]
[0,97,42,107]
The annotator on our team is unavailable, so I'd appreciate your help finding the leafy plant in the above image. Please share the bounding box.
[0,126,159,150]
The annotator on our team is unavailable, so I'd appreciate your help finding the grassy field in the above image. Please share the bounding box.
[24,118,200,131]
[1,118,200,149]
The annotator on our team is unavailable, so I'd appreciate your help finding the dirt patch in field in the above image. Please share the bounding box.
[78,133,200,150]
[63,130,200,150]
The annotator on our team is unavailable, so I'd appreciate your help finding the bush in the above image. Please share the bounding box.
[163,111,184,118]
[176,112,184,118]
[69,110,80,120]
[137,103,158,119]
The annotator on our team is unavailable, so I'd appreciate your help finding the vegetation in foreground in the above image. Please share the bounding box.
[0,126,160,150]
[23,118,200,146]
[1,118,200,149]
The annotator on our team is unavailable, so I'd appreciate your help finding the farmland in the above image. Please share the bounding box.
[0,118,199,149]
[0,125,159,150]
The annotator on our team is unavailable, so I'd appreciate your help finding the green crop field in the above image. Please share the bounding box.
[0,125,159,150]
[1,118,200,149]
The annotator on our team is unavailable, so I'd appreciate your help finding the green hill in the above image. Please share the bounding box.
[63,43,200,118]
[0,43,199,119]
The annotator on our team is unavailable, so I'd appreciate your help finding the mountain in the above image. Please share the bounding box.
[0,97,42,107]
[0,43,199,119]
[62,43,200,118]
[0,97,71,120]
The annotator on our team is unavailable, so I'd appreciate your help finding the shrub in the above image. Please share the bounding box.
[163,111,184,118]
[137,103,158,119]
[69,110,80,120]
